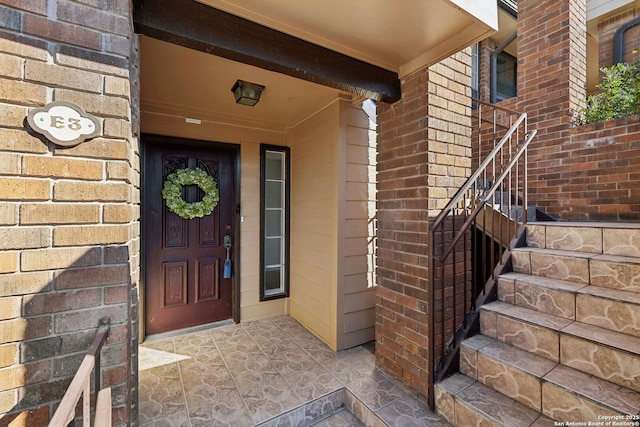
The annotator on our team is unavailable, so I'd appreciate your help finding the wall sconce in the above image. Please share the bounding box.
[231,80,265,106]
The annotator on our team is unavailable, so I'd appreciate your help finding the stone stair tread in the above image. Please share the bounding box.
[593,253,640,265]
[590,255,640,294]
[454,379,540,427]
[436,373,475,396]
[310,408,365,427]
[500,272,586,293]
[577,285,640,305]
[531,221,640,229]
[562,322,640,356]
[575,285,640,338]
[475,337,557,378]
[491,303,640,355]
[461,334,494,352]
[544,365,640,415]
[530,415,556,427]
[497,304,574,331]
[512,247,593,259]
[481,300,512,313]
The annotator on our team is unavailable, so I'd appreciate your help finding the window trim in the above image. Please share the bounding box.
[259,144,290,301]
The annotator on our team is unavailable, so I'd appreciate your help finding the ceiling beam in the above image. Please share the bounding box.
[133,0,401,103]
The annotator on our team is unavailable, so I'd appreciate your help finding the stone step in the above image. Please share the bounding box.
[436,369,640,426]
[526,222,640,257]
[309,408,365,427]
[460,336,557,411]
[498,272,584,320]
[560,322,640,393]
[511,247,640,293]
[480,302,640,391]
[480,301,572,362]
[511,247,592,285]
[459,334,640,419]
[498,273,640,335]
[590,254,640,294]
[576,285,640,338]
[435,374,549,427]
[542,365,640,422]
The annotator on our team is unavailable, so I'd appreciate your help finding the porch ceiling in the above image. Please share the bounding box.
[199,0,498,77]
[138,1,497,132]
[140,35,345,133]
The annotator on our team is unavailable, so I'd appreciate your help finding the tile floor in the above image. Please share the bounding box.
[138,315,450,426]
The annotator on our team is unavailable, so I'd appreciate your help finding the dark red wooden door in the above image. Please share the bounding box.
[144,137,235,335]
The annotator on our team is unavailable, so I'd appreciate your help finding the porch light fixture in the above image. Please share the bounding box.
[231,80,265,106]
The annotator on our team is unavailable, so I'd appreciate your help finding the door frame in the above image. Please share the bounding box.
[140,133,241,339]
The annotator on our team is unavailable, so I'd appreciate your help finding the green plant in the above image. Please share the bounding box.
[581,60,640,124]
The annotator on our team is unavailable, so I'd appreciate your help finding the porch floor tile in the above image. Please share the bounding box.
[139,315,449,426]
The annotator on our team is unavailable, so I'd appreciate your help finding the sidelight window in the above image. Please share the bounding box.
[260,145,290,300]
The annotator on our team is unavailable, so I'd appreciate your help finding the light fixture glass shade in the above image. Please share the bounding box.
[231,80,265,106]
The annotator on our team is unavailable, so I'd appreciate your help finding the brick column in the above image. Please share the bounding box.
[0,1,138,426]
[375,50,472,401]
[516,0,587,213]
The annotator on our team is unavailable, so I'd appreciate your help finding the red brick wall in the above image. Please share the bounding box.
[472,0,640,221]
[376,66,432,399]
[0,1,138,426]
[530,116,640,220]
[477,39,495,104]
[598,7,640,69]
[376,51,471,401]
[517,0,586,148]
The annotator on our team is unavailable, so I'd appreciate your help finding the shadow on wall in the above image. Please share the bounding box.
[0,246,137,427]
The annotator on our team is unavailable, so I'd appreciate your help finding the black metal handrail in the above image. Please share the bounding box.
[427,99,536,409]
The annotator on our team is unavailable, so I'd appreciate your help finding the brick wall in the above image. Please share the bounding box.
[0,1,138,426]
[517,0,586,147]
[531,116,640,220]
[598,6,640,69]
[471,0,640,220]
[477,38,494,104]
[376,50,471,401]
[513,0,590,220]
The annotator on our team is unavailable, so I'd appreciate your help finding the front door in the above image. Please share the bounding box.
[143,135,236,335]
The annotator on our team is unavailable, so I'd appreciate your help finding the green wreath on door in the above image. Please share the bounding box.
[161,167,219,219]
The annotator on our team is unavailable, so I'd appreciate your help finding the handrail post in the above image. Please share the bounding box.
[428,229,435,411]
[49,317,111,427]
[94,317,110,393]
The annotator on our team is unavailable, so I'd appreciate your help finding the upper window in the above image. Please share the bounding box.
[495,51,517,101]
[260,145,290,300]
[471,43,480,101]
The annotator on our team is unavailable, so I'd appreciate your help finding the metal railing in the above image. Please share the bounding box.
[427,99,536,409]
[49,317,112,427]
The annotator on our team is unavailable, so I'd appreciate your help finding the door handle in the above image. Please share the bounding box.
[223,235,232,278]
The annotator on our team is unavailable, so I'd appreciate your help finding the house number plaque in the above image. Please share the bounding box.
[27,101,101,147]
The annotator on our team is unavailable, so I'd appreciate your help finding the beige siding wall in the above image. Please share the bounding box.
[140,111,288,323]
[289,98,376,350]
[289,101,340,348]
[338,102,377,349]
